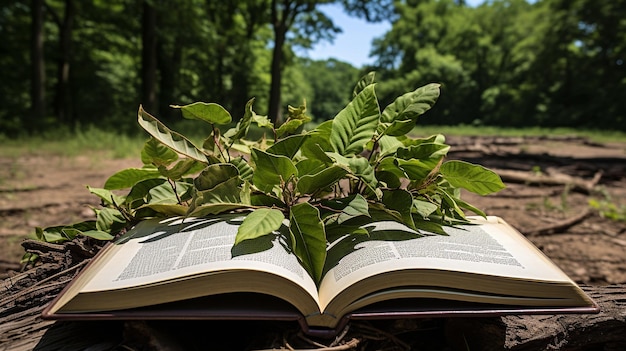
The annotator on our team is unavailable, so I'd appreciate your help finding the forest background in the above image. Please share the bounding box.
[1,0,625,137]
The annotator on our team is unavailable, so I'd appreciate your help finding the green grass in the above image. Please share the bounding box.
[411,125,626,143]
[0,126,145,159]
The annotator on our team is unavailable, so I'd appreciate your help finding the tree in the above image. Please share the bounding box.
[299,58,359,121]
[371,0,548,126]
[47,0,76,125]
[267,0,392,124]
[30,0,46,128]
[268,0,320,124]
[141,0,157,114]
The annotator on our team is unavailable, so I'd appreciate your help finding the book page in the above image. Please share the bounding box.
[82,215,318,302]
[317,216,572,308]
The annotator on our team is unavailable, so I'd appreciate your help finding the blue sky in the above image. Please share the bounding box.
[305,0,485,67]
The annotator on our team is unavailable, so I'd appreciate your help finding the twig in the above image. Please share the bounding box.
[329,323,350,347]
[254,338,359,351]
[525,208,592,236]
[297,333,328,348]
[354,322,411,350]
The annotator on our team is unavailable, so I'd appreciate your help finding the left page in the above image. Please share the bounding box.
[50,215,320,315]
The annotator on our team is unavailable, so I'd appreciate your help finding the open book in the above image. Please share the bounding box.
[43,215,598,336]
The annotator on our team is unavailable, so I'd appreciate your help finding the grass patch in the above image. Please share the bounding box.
[412,125,626,143]
[0,126,145,159]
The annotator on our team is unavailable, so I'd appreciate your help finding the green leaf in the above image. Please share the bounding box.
[320,194,370,224]
[194,163,240,191]
[453,195,487,218]
[295,159,326,177]
[382,189,416,229]
[267,134,309,159]
[192,177,247,208]
[158,158,203,180]
[296,165,348,195]
[79,230,115,240]
[347,156,379,195]
[378,135,405,158]
[397,142,450,160]
[230,156,254,181]
[235,208,284,245]
[171,102,232,125]
[125,178,167,207]
[252,114,273,129]
[138,106,208,163]
[289,202,326,283]
[440,160,506,195]
[141,137,179,166]
[224,98,255,141]
[187,204,248,217]
[376,170,402,188]
[104,167,162,190]
[275,103,311,138]
[251,148,297,193]
[438,188,467,219]
[148,181,193,204]
[352,71,376,97]
[301,120,334,157]
[95,208,126,233]
[413,199,439,218]
[381,119,416,137]
[143,203,188,216]
[87,186,126,206]
[413,216,448,235]
[380,83,440,136]
[330,84,380,155]
[395,158,439,182]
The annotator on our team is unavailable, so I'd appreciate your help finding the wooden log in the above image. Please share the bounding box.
[492,168,602,194]
[447,284,626,350]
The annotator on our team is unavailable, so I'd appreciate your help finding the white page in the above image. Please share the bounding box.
[83,216,319,303]
[318,216,571,308]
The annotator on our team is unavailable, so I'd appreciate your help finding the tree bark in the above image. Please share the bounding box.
[54,0,75,125]
[447,285,626,350]
[141,0,158,114]
[157,38,182,123]
[268,0,287,125]
[30,0,46,128]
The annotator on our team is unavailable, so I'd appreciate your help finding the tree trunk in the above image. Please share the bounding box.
[157,38,182,123]
[268,0,289,125]
[30,0,46,129]
[54,0,75,126]
[141,0,158,114]
[268,27,285,125]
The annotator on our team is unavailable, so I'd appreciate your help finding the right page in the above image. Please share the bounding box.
[317,216,588,312]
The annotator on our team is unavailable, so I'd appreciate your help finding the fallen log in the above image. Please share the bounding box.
[447,284,626,351]
[493,168,602,194]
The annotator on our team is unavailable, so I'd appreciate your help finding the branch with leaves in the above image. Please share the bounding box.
[30,73,505,284]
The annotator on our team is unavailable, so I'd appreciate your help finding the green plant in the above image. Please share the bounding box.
[31,73,505,283]
[589,191,626,222]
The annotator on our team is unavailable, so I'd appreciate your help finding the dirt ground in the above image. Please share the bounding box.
[1,135,626,286]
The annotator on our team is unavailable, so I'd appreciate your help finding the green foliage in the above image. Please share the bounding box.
[4,0,625,134]
[28,73,505,284]
[371,0,626,130]
[589,194,626,223]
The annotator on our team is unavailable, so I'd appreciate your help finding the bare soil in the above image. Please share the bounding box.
[1,135,625,350]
